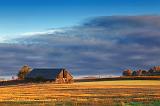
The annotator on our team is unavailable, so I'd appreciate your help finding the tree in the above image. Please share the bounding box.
[136,70,142,76]
[142,70,148,75]
[132,71,137,76]
[148,68,154,73]
[17,65,32,80]
[122,69,132,76]
[152,66,160,72]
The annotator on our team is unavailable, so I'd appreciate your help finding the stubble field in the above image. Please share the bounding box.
[0,80,160,106]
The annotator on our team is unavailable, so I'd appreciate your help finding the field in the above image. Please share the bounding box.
[0,80,160,106]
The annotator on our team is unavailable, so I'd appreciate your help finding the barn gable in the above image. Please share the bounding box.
[25,68,73,83]
[25,68,63,80]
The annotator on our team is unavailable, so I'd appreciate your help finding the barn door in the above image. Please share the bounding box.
[63,70,67,82]
[63,70,67,78]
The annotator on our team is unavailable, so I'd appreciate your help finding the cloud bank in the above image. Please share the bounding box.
[1,16,160,77]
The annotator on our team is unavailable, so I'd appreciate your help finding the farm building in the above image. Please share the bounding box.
[25,68,73,83]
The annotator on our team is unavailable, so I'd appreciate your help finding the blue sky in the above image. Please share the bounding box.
[0,0,160,36]
[0,0,160,78]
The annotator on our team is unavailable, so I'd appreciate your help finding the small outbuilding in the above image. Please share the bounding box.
[25,68,73,83]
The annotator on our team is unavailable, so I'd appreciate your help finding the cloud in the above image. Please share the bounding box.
[0,16,160,77]
[20,29,64,36]
[0,36,6,43]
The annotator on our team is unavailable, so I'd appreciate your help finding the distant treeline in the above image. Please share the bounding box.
[75,76,160,82]
[122,66,160,76]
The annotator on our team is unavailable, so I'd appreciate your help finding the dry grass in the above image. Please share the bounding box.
[0,80,160,105]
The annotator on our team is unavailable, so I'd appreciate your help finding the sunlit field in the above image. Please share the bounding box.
[0,80,160,106]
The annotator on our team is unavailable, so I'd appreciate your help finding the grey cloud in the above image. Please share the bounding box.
[1,16,160,77]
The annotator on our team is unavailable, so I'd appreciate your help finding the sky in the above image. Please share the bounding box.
[0,0,160,36]
[0,0,160,78]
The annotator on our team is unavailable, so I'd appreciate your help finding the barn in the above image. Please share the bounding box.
[25,68,73,83]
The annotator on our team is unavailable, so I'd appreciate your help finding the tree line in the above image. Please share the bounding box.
[122,66,160,76]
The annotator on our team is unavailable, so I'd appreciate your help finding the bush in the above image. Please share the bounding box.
[17,65,31,80]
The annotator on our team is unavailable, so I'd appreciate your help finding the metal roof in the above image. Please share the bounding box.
[25,68,64,80]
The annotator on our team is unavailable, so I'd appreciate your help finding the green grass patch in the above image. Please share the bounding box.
[126,100,160,106]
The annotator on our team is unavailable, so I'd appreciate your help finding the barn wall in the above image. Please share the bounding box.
[55,70,64,83]
[55,70,74,83]
[64,70,74,83]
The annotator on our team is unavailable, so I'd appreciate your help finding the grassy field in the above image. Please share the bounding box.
[0,80,160,106]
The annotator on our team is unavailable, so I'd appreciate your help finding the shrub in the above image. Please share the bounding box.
[17,65,31,80]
